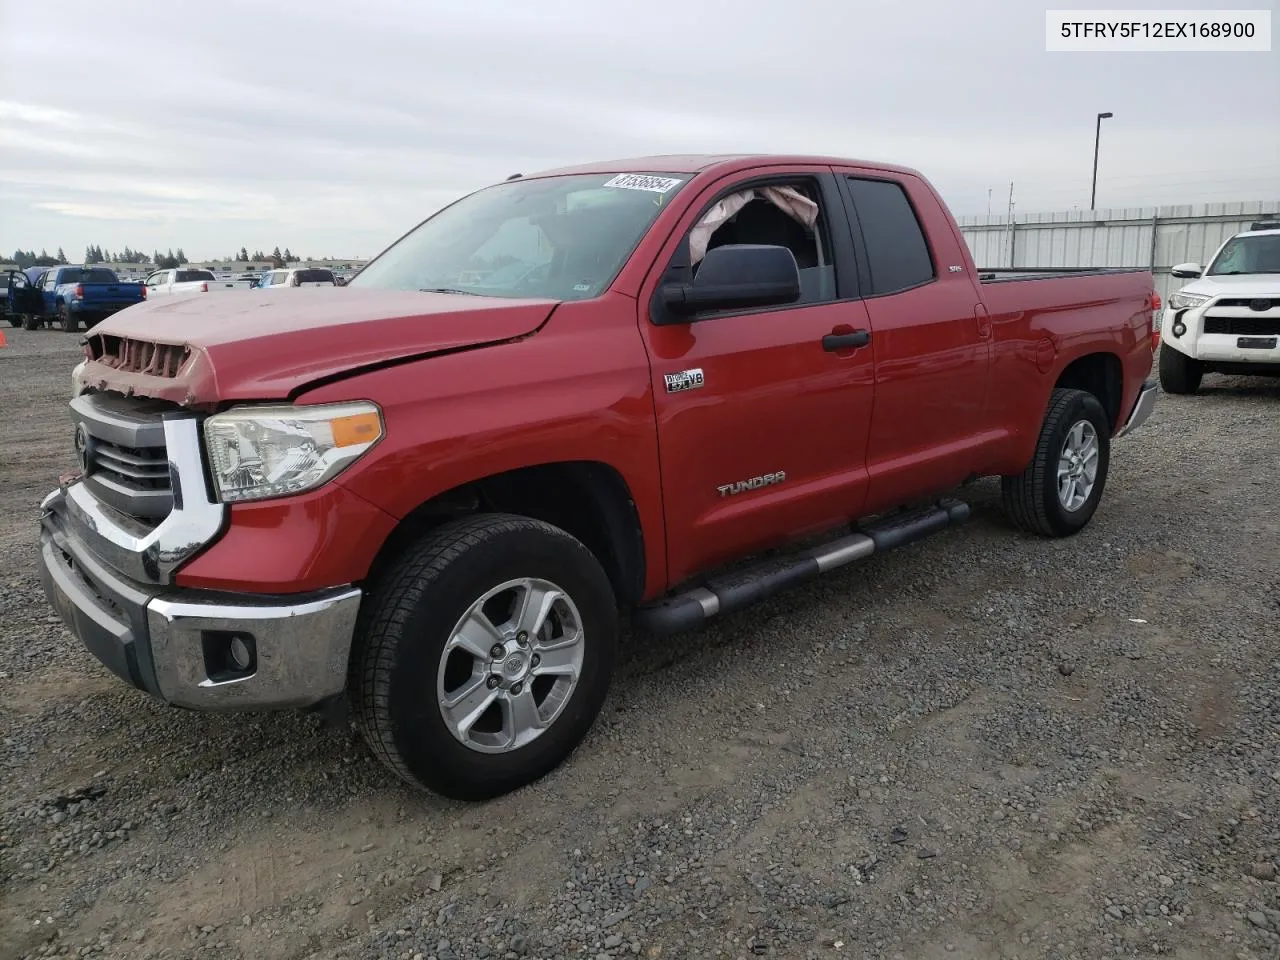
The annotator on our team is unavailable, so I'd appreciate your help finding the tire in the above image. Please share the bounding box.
[1158,344,1202,394]
[1001,387,1111,538]
[22,314,40,331]
[351,513,618,800]
[58,305,77,333]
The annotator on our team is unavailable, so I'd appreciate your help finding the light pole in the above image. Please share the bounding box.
[1090,111,1113,211]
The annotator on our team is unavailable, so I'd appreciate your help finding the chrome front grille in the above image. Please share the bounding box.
[86,438,173,521]
[71,392,179,523]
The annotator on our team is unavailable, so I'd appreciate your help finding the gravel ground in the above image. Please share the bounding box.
[2,325,1278,960]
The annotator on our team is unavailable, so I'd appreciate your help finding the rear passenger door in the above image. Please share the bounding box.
[41,270,62,315]
[834,171,993,512]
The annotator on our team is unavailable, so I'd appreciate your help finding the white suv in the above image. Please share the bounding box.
[260,267,338,289]
[1158,220,1280,394]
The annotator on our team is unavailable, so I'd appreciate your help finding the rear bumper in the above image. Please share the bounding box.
[68,300,140,316]
[1114,378,1157,439]
[39,488,361,711]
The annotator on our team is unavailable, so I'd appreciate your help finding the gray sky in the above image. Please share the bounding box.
[2,0,1277,261]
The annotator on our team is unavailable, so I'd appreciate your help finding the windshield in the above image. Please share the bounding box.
[348,171,689,300]
[1206,234,1280,275]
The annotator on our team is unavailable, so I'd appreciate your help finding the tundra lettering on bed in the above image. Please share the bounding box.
[38,153,1159,800]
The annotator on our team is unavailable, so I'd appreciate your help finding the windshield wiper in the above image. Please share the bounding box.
[419,287,481,296]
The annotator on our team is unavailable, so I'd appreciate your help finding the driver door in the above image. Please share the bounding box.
[637,166,877,587]
[9,272,42,317]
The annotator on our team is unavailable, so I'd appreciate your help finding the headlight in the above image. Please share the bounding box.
[1169,292,1210,309]
[203,401,383,503]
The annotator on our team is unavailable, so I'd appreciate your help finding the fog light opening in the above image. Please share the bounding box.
[202,630,258,683]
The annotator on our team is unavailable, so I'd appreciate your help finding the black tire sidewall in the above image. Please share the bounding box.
[1040,392,1111,535]
[383,525,617,799]
[1159,344,1201,393]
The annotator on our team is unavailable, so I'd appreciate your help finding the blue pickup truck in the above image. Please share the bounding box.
[10,265,146,332]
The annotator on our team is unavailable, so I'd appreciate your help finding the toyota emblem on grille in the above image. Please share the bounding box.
[73,424,91,474]
[1249,298,1272,312]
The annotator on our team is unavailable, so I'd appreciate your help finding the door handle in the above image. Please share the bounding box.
[822,329,871,352]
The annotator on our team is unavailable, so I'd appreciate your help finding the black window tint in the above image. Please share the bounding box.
[846,178,934,295]
[294,269,334,283]
[83,268,118,283]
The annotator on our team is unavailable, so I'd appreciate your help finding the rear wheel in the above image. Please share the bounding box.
[1001,387,1111,537]
[1158,344,1202,394]
[58,305,77,333]
[351,513,618,800]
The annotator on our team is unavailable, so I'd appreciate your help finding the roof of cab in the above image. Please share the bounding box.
[522,153,923,180]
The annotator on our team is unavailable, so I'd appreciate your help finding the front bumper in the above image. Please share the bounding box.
[1114,378,1158,439]
[39,487,362,711]
[1160,303,1280,364]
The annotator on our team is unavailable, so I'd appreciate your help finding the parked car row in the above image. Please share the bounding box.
[5,265,342,331]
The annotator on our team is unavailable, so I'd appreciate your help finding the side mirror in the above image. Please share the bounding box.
[661,244,800,318]
[1171,262,1203,279]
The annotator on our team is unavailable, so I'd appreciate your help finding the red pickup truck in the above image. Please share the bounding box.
[40,154,1158,800]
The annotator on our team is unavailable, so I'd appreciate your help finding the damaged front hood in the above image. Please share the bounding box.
[77,288,559,406]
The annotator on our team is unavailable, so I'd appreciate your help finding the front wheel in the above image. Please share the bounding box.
[351,513,618,800]
[1158,344,1202,394]
[1001,387,1111,537]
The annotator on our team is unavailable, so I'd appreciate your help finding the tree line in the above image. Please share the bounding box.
[234,246,302,264]
[4,245,311,271]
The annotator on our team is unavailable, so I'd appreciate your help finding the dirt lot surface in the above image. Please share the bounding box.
[2,325,1278,960]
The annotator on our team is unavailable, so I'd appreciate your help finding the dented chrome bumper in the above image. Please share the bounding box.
[37,391,361,711]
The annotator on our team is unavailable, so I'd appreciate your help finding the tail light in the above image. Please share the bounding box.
[1151,293,1162,350]
[200,282,209,292]
[141,284,147,299]
[74,284,84,298]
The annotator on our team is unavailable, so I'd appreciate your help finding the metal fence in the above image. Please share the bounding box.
[955,200,1280,301]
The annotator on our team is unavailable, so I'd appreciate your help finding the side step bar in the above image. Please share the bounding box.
[633,498,970,635]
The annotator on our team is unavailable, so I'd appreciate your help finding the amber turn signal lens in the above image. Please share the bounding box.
[330,411,383,448]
